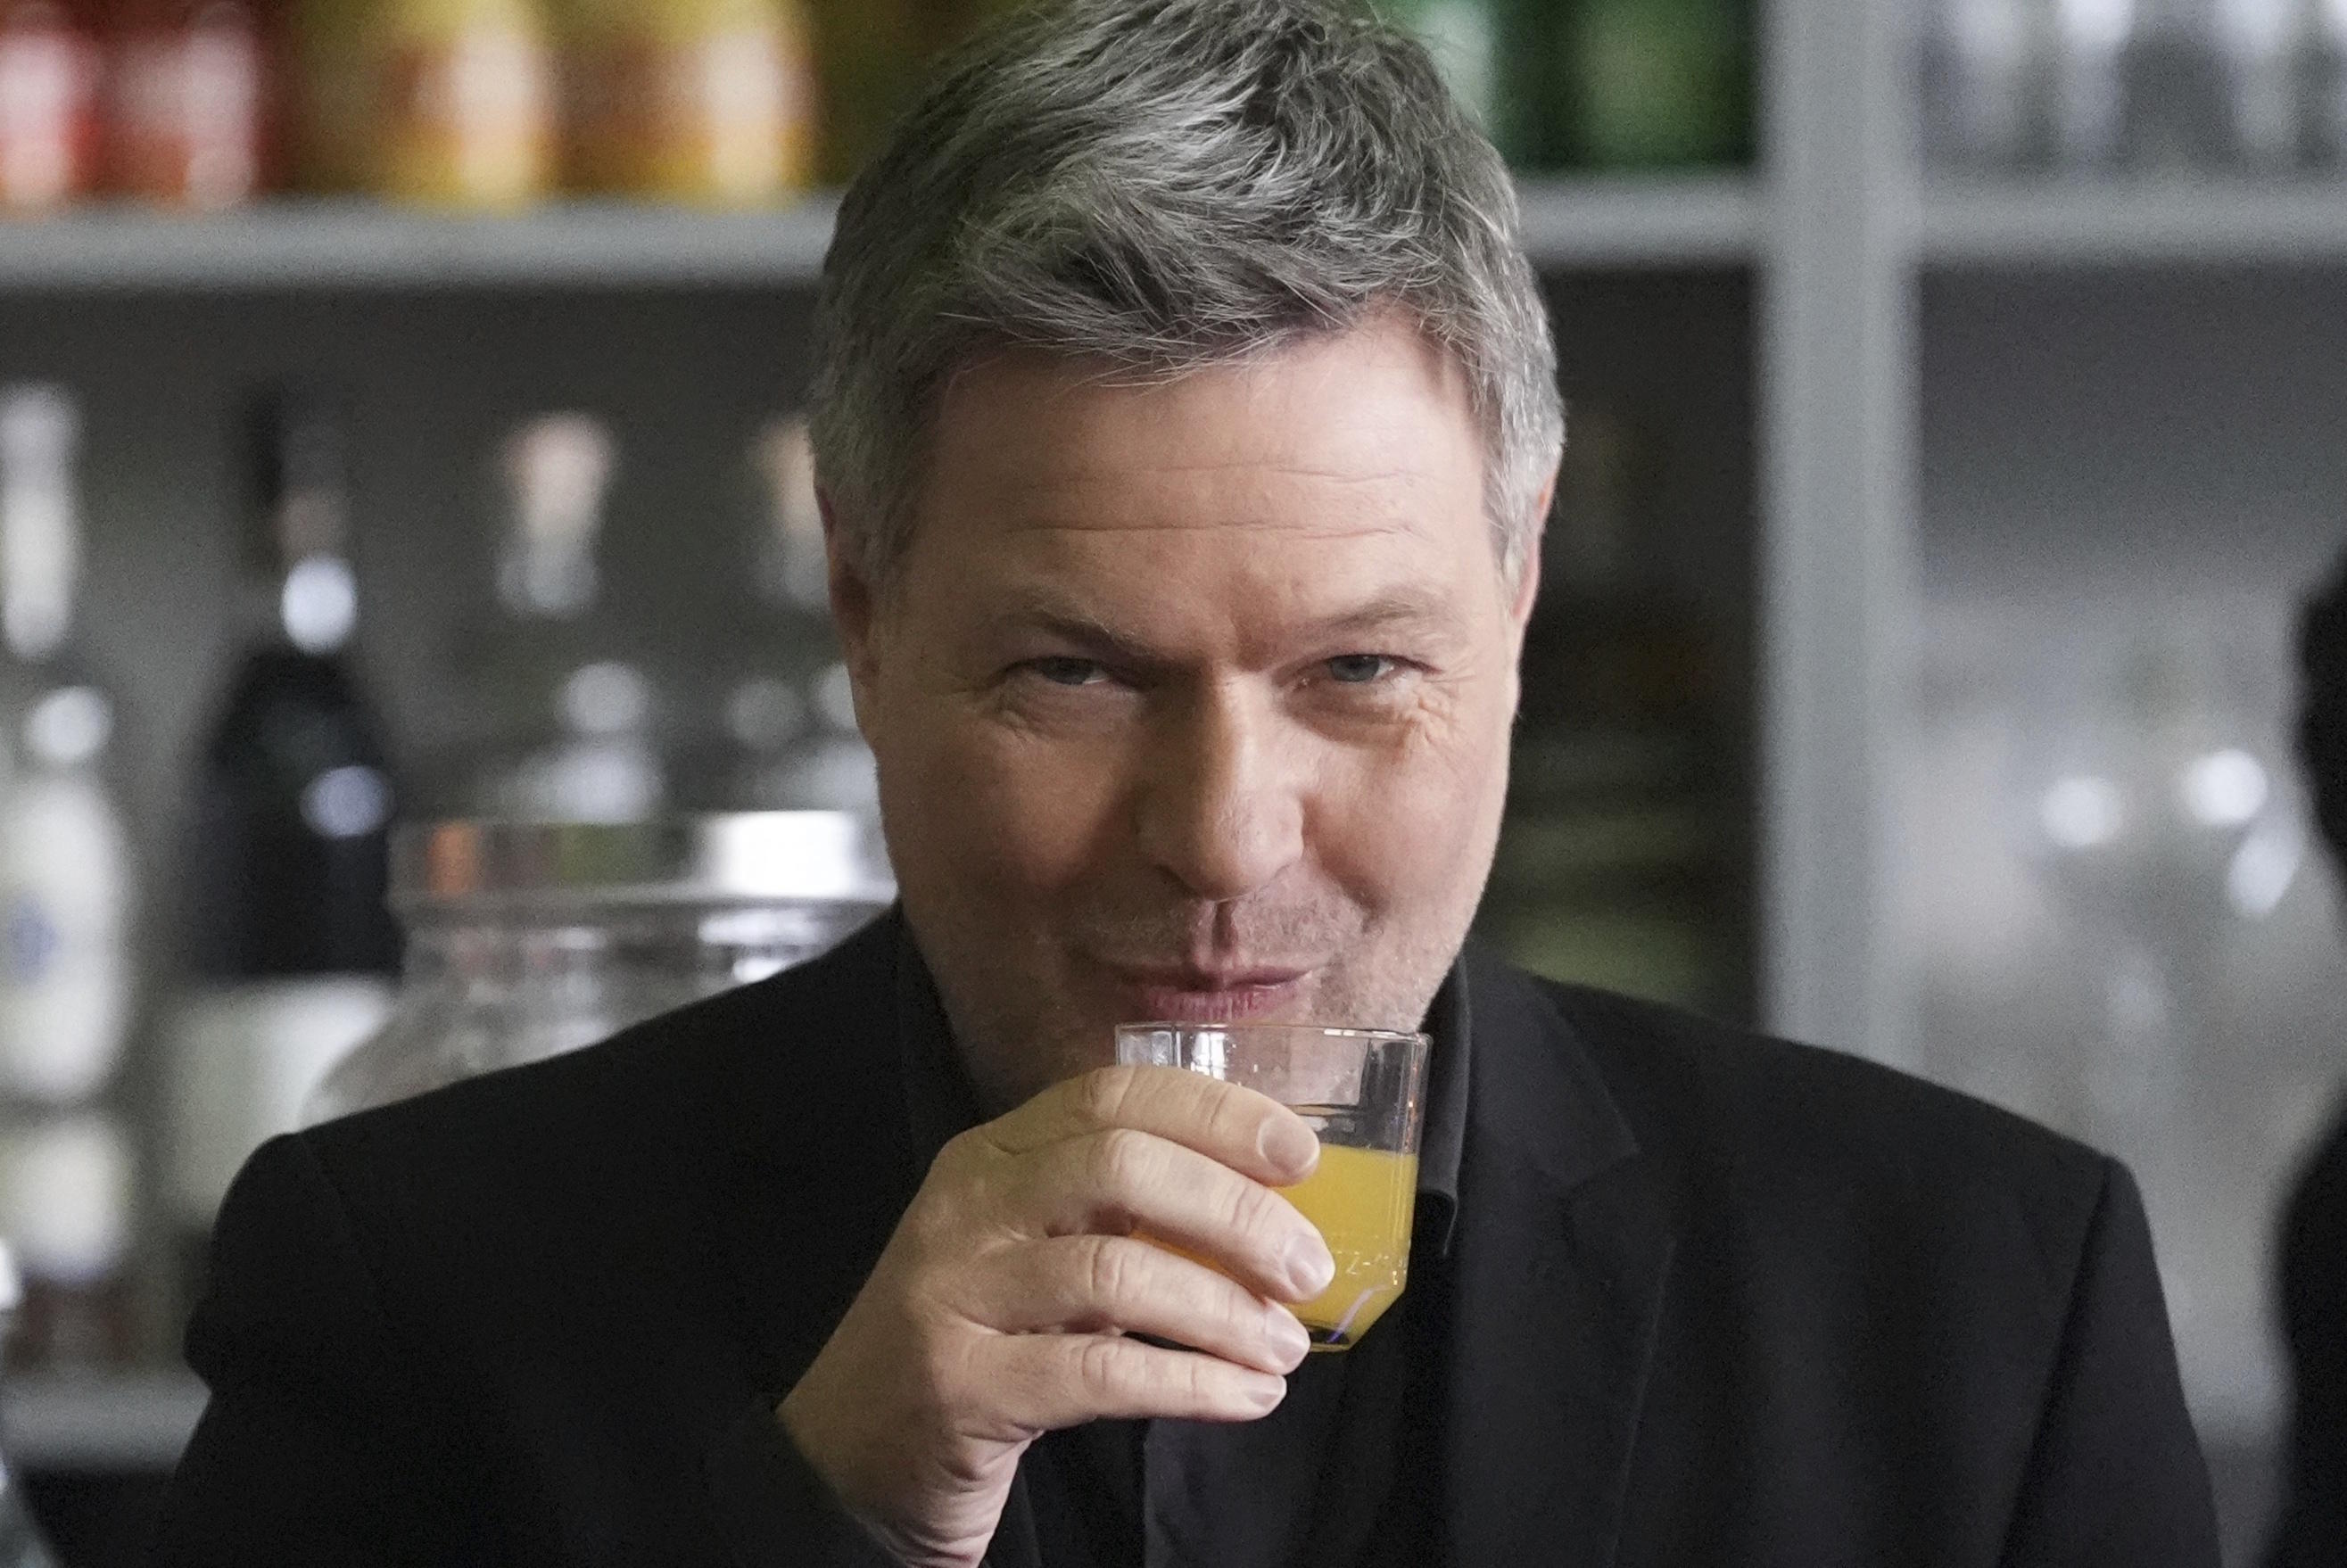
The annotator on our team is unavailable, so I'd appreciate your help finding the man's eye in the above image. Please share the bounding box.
[1326,655,1395,685]
[1027,657,1107,687]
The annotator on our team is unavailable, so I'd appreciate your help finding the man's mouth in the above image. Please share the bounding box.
[1099,963,1315,1023]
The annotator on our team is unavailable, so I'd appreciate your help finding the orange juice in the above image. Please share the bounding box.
[1282,1143,1417,1349]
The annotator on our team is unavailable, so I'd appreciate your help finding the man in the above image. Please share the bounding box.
[152,2,2221,1564]
[2267,551,2347,1567]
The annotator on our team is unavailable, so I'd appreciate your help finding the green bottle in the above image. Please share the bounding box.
[1506,0,1754,171]
[1372,0,1507,141]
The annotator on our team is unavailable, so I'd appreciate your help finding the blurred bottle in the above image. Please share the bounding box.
[2012,618,2299,1409]
[2120,0,2229,168]
[0,1109,130,1370]
[1373,0,1502,136]
[2211,0,2307,169]
[376,0,555,205]
[284,0,370,191]
[1506,0,1754,170]
[2049,0,2135,166]
[1483,401,1735,1015]
[1920,0,2045,169]
[0,388,135,1372]
[2307,0,2347,164]
[561,0,815,204]
[804,0,922,183]
[2015,623,2300,1154]
[104,0,271,206]
[684,416,877,813]
[0,0,103,211]
[0,1244,61,1568]
[921,0,1021,51]
[457,413,666,823]
[161,390,400,1307]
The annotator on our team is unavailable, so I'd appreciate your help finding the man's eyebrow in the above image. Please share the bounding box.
[1304,590,1462,640]
[988,598,1155,664]
[982,587,1465,664]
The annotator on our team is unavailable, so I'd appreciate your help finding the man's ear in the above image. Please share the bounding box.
[1509,470,1555,635]
[822,490,881,702]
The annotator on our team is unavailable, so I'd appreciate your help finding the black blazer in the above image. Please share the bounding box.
[151,912,2220,1565]
[2268,1098,2347,1566]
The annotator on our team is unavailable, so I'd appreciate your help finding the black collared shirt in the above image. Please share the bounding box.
[894,935,1471,1568]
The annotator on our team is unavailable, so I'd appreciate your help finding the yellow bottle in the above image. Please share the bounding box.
[562,0,816,204]
[803,0,924,184]
[922,0,1025,54]
[375,0,557,207]
[288,0,376,193]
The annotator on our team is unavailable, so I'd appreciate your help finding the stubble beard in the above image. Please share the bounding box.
[908,882,1486,1116]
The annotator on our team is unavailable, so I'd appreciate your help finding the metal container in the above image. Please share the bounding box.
[304,813,893,1122]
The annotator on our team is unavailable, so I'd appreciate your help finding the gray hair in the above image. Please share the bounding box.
[808,0,1564,587]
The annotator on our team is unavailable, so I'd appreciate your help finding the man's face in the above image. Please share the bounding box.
[833,319,1541,1111]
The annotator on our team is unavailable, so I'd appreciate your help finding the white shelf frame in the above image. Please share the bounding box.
[1923,177,2347,267]
[9,0,2340,1485]
[0,198,842,292]
[14,167,2339,294]
[1756,0,1919,1065]
[0,177,1758,291]
[4,1373,206,1472]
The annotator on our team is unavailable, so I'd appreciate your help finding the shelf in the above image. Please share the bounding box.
[4,1373,205,1472]
[0,198,842,292]
[0,177,1757,293]
[1514,174,1760,268]
[1922,177,2347,268]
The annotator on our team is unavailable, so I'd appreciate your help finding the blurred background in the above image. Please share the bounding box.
[0,0,2342,1561]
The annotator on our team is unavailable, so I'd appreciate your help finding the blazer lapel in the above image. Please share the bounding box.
[703,912,923,1395]
[703,911,1053,1568]
[1442,955,1676,1568]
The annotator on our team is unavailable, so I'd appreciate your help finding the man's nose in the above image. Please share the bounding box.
[1134,684,1305,903]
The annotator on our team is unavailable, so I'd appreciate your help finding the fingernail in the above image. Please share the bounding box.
[1285,1232,1335,1298]
[1259,1117,1318,1177]
[1248,1375,1285,1414]
[1266,1308,1311,1366]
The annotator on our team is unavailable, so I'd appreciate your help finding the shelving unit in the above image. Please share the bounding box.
[1922,177,2347,267]
[1515,174,1761,267]
[3,3,2331,1562]
[0,200,843,292]
[0,169,1770,1546]
[0,176,1756,292]
[1765,12,2334,1563]
[4,1376,205,1473]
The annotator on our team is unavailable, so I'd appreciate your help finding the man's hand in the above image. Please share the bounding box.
[776,1064,1335,1568]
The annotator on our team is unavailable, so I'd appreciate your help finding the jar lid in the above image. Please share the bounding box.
[392,813,895,914]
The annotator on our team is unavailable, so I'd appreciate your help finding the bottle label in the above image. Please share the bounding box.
[161,977,394,1226]
[0,4,100,210]
[110,14,267,207]
[568,17,814,202]
[382,28,553,206]
[0,1111,131,1286]
[0,775,131,1104]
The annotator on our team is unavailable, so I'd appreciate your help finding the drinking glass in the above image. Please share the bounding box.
[1114,1022,1431,1350]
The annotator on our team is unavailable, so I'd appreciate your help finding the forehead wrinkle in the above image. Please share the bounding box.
[978,573,1477,673]
[986,471,1439,532]
[989,471,1452,545]
[1017,457,1425,483]
[995,516,1422,541]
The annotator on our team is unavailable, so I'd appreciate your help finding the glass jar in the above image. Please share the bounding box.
[304,812,892,1121]
[0,1241,63,1568]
